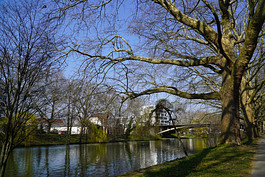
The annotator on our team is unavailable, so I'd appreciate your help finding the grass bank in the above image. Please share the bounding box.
[21,134,124,146]
[120,140,258,177]
[21,134,81,146]
[19,134,160,147]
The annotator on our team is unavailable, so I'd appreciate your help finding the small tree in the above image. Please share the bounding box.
[0,0,57,176]
[130,117,155,140]
[36,71,67,133]
[89,121,107,143]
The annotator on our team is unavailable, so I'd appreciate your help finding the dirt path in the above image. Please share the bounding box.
[252,135,265,177]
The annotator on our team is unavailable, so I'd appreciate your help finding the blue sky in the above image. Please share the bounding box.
[57,0,219,111]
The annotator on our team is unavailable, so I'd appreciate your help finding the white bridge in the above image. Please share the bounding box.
[157,124,214,135]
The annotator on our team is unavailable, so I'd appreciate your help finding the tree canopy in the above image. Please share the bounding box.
[51,0,265,144]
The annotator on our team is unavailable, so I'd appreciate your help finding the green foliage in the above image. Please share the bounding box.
[195,127,208,138]
[23,120,37,146]
[129,117,155,140]
[129,125,160,140]
[0,112,39,147]
[88,122,107,143]
[124,118,134,139]
[0,117,7,143]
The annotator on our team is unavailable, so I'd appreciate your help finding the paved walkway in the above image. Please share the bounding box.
[252,135,265,177]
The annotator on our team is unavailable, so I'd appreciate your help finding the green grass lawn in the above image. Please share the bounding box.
[19,134,160,147]
[20,134,82,146]
[121,140,258,177]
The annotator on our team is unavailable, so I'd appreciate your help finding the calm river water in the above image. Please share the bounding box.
[5,139,208,177]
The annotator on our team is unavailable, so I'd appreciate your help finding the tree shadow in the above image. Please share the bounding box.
[141,147,214,177]
[139,144,254,177]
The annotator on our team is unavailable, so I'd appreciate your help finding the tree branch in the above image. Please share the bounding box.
[236,0,265,71]
[152,0,219,47]
[127,86,220,100]
[71,48,222,71]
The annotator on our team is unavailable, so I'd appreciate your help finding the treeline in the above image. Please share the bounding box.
[1,0,265,176]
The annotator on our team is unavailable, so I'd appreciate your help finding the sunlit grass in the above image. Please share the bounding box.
[121,140,258,177]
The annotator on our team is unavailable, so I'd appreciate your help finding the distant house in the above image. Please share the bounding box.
[37,118,81,134]
[140,105,177,126]
[51,119,81,134]
[89,113,124,135]
[89,113,111,127]
[36,118,49,132]
[140,105,156,125]
[50,119,66,134]
[71,123,82,134]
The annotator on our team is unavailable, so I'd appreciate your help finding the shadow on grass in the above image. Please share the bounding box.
[192,146,254,176]
[139,143,256,177]
[142,147,214,177]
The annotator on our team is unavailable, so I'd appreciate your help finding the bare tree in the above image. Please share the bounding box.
[63,79,80,144]
[52,0,265,145]
[36,71,67,133]
[0,0,57,176]
[70,79,105,142]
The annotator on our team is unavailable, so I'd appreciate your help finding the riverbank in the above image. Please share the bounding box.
[18,134,160,147]
[120,139,259,177]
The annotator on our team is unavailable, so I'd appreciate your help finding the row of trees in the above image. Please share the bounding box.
[0,1,139,175]
[1,0,265,176]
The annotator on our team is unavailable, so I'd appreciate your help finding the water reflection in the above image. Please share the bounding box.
[5,139,208,177]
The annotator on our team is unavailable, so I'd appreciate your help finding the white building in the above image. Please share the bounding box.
[89,116,103,126]
[140,105,156,125]
[50,119,81,134]
[140,105,177,126]
[89,113,111,127]
[38,118,81,134]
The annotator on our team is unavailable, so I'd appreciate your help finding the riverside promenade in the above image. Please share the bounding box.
[252,134,265,177]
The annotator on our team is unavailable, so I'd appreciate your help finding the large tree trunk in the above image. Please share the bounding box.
[240,76,259,141]
[246,104,257,139]
[219,71,241,145]
[241,97,257,141]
